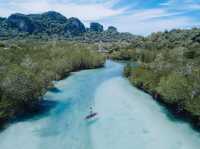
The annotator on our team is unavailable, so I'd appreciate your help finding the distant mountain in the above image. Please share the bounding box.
[90,22,104,32]
[1,11,85,37]
[0,11,137,42]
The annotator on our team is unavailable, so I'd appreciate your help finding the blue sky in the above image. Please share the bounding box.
[0,0,200,35]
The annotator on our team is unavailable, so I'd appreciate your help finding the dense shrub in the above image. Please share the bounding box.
[119,28,200,123]
[0,40,105,122]
[156,73,190,104]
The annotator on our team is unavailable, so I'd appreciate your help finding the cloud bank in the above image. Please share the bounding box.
[0,0,199,35]
[0,0,125,21]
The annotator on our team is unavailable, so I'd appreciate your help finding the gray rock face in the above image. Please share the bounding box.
[8,13,35,33]
[90,22,104,32]
[3,11,86,37]
[64,17,86,36]
[107,26,118,33]
[28,11,68,34]
[0,11,129,41]
[40,11,67,23]
[3,11,87,36]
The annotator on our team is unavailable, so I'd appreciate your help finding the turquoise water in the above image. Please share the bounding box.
[0,60,200,149]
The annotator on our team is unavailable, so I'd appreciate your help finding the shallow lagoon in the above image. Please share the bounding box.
[0,60,200,149]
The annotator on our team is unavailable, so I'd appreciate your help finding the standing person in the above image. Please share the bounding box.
[90,107,93,114]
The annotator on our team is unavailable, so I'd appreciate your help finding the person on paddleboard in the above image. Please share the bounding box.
[85,106,98,120]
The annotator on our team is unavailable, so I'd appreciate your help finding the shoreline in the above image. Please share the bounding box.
[0,63,105,130]
[133,83,200,132]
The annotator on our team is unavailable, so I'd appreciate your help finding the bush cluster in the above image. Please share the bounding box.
[111,28,200,122]
[0,40,105,123]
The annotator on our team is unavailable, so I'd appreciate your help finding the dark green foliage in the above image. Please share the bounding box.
[123,63,132,77]
[0,11,86,39]
[184,50,196,59]
[64,17,86,36]
[118,28,200,120]
[8,13,35,33]
[90,22,104,32]
[107,26,118,33]
[128,66,160,93]
[0,11,137,43]
[81,31,137,43]
[37,11,67,23]
[157,73,190,104]
[0,40,105,123]
[0,42,5,47]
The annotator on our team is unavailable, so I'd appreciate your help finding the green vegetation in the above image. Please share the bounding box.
[0,11,136,127]
[0,40,105,124]
[0,11,137,43]
[110,28,200,127]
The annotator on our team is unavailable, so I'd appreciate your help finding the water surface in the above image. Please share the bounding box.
[0,60,200,149]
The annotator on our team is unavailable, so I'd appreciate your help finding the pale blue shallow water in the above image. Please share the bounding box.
[0,60,200,149]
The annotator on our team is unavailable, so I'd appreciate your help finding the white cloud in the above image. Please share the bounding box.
[100,8,200,35]
[0,0,199,35]
[0,0,126,21]
[127,18,197,35]
[187,3,200,10]
[104,17,198,35]
[160,1,171,6]
[160,0,200,11]
[125,8,183,21]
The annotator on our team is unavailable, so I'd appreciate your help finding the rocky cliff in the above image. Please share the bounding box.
[0,11,137,42]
